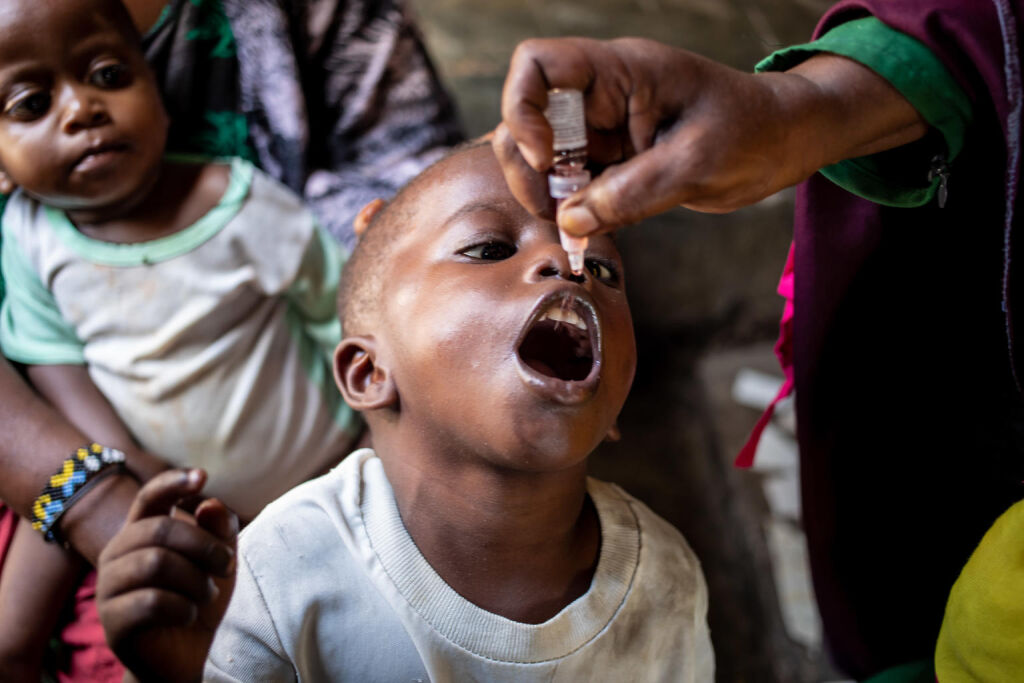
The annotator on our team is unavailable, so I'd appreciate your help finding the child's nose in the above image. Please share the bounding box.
[60,85,111,134]
[529,242,588,286]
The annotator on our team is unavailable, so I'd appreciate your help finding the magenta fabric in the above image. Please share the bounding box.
[0,504,122,682]
[735,244,794,468]
[57,571,124,683]
[0,503,15,572]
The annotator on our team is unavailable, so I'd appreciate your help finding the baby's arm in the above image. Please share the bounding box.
[97,469,237,683]
[0,517,84,682]
[27,364,168,482]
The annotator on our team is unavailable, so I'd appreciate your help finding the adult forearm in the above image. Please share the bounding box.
[0,357,137,564]
[778,53,928,179]
[0,357,86,516]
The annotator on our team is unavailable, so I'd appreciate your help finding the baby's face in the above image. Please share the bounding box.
[378,145,636,470]
[0,0,167,212]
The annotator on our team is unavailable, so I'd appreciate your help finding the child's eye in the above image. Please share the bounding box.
[4,91,51,121]
[461,241,517,261]
[585,257,619,285]
[89,64,131,89]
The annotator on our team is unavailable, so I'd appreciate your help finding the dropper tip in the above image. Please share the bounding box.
[568,250,585,276]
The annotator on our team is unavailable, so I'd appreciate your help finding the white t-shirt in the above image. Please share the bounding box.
[0,159,359,519]
[206,448,715,682]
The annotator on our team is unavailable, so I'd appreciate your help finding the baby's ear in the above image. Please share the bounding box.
[334,335,397,411]
[0,169,15,195]
[353,198,386,239]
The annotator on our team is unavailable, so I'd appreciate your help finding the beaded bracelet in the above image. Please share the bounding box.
[32,443,127,543]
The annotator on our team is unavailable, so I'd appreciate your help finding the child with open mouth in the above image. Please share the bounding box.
[96,141,714,682]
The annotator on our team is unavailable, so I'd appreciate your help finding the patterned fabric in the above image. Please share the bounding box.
[143,0,464,248]
[31,445,125,542]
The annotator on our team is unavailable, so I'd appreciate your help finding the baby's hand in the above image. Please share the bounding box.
[97,469,238,683]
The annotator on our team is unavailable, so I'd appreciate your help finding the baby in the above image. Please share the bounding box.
[0,0,359,677]
[97,141,715,681]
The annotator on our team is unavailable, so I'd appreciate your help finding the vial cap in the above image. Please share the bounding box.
[545,89,587,152]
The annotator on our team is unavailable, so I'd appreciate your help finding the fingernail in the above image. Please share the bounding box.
[558,205,599,236]
[187,469,203,486]
[208,578,220,601]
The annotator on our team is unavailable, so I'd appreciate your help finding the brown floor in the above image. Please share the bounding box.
[412,2,844,681]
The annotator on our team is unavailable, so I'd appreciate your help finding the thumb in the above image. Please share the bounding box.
[557,141,695,236]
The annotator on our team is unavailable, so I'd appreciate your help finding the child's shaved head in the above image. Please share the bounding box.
[340,140,490,336]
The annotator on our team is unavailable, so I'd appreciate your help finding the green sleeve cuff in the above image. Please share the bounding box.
[757,16,973,207]
[284,223,355,430]
[0,227,85,365]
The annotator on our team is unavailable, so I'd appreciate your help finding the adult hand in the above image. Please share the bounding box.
[494,37,926,236]
[97,469,238,683]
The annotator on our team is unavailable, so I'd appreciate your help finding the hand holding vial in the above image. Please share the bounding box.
[493,37,927,237]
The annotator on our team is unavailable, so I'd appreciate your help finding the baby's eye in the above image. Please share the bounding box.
[89,64,131,89]
[461,241,517,261]
[4,91,51,121]
[585,257,619,285]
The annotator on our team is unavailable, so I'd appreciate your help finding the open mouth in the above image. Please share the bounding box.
[517,295,597,383]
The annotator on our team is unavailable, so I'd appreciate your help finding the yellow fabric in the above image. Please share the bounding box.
[935,499,1024,682]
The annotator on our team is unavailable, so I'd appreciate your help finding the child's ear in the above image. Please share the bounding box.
[353,198,386,239]
[0,170,15,195]
[334,335,397,411]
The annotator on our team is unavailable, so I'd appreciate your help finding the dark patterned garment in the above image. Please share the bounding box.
[143,0,464,248]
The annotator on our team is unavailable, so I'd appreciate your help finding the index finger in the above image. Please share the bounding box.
[126,468,208,523]
[501,38,599,171]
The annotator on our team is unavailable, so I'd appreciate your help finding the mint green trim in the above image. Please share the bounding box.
[45,157,253,267]
[0,229,85,365]
[757,16,973,208]
[284,223,357,430]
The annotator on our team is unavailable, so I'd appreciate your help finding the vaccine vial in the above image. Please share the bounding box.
[544,88,590,276]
